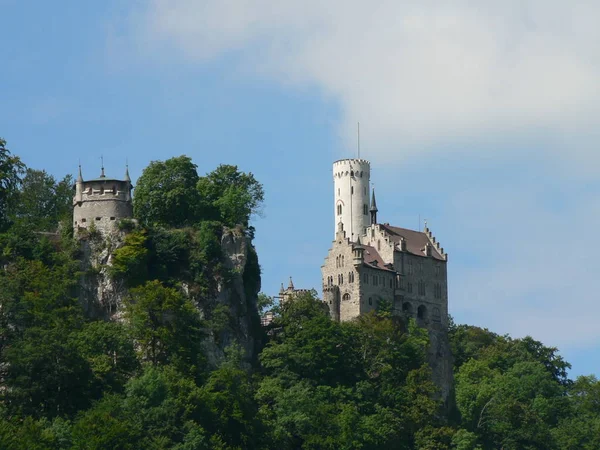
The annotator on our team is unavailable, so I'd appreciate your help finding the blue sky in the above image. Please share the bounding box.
[2,0,600,378]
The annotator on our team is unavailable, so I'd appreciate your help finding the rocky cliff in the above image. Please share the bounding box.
[78,225,262,367]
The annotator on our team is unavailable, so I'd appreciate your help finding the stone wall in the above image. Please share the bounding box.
[332,159,371,241]
[74,179,133,234]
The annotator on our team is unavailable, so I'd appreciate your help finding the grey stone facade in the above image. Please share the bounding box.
[73,166,133,234]
[321,221,448,328]
[321,158,453,402]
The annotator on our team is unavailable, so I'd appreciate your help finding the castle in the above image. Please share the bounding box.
[321,158,449,331]
[73,165,134,234]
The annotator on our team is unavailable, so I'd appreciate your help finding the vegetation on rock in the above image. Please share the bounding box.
[0,138,598,449]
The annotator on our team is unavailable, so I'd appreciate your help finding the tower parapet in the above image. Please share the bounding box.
[73,166,133,234]
[333,159,371,242]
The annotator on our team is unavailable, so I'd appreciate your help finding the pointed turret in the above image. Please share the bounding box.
[75,164,84,204]
[288,276,294,290]
[370,188,378,225]
[124,164,131,182]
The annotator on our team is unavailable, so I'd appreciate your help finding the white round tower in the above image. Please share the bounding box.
[333,159,371,242]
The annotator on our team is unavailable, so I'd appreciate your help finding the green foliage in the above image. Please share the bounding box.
[124,281,204,374]
[197,164,264,229]
[1,145,598,449]
[133,155,201,227]
[11,168,73,231]
[110,230,149,286]
[0,137,25,231]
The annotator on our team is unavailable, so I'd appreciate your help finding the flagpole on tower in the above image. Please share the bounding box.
[357,122,360,159]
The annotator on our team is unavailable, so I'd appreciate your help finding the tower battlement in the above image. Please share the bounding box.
[73,166,133,234]
[333,159,371,242]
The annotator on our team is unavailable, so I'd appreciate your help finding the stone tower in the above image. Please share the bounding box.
[333,159,371,242]
[73,165,133,234]
[323,157,453,402]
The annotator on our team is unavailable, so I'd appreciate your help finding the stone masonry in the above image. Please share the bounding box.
[321,158,453,402]
[73,165,133,234]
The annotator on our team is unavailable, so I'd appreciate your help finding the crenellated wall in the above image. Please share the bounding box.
[333,159,371,241]
[73,176,133,234]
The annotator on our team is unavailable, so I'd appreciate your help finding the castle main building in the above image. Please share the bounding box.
[321,159,448,329]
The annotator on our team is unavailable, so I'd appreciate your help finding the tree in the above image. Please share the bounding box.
[133,156,201,227]
[0,138,25,230]
[123,281,204,372]
[197,164,264,229]
[12,169,73,231]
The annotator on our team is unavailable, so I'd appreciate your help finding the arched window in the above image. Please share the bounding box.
[342,255,344,267]
[336,256,339,268]
[343,293,350,301]
[340,274,344,284]
[417,305,428,320]
[337,204,342,215]
[402,302,413,315]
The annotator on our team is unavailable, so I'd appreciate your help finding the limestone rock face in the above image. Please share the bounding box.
[78,226,262,367]
[201,228,262,367]
[79,229,128,320]
[427,327,454,407]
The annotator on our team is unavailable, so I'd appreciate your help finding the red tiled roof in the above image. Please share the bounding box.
[379,224,445,261]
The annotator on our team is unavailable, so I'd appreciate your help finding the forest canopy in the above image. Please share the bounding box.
[0,138,598,449]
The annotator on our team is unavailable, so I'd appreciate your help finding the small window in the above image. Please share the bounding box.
[110,217,116,221]
[338,188,340,196]
[369,297,372,305]
[364,187,367,195]
[81,218,87,223]
[96,217,101,221]
[337,204,342,215]
[351,186,354,194]
[343,293,351,301]
[363,204,368,215]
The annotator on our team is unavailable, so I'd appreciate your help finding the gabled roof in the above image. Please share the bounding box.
[379,224,445,261]
[362,244,396,272]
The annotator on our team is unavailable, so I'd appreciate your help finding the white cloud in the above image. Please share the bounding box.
[121,1,600,355]
[131,0,600,164]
